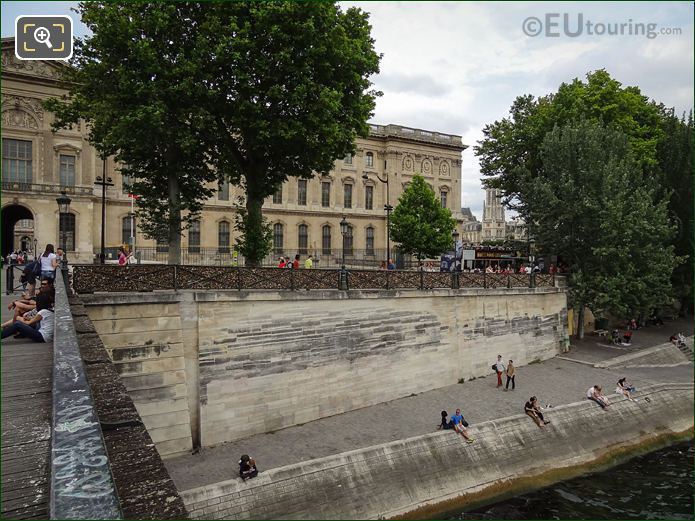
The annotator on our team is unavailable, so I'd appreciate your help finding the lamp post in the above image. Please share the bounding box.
[94,156,114,264]
[362,172,391,265]
[452,230,460,272]
[33,237,38,260]
[55,191,71,288]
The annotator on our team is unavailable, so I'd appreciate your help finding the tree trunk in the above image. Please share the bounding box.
[168,172,181,265]
[576,304,585,340]
[244,190,264,267]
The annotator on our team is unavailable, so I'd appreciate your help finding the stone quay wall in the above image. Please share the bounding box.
[81,287,568,454]
[181,383,694,520]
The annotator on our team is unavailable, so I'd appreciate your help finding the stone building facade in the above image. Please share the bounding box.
[1,38,467,264]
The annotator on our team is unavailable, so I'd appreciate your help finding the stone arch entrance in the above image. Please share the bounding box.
[1,204,34,258]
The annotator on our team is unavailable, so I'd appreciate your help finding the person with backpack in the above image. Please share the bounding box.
[238,455,258,480]
[492,354,505,388]
[39,244,59,282]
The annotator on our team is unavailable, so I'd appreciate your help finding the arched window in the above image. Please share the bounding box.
[365,152,374,167]
[366,226,375,255]
[298,224,308,254]
[122,216,134,246]
[59,213,75,252]
[343,224,353,256]
[273,223,284,253]
[218,221,230,253]
[322,225,331,255]
[188,220,200,253]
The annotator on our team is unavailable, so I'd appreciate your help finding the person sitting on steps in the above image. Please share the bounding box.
[238,455,258,480]
[450,408,474,443]
[524,396,550,427]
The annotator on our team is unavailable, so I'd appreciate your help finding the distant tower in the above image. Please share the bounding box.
[482,188,505,240]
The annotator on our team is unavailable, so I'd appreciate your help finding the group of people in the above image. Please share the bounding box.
[4,249,33,266]
[1,244,60,344]
[437,408,475,443]
[587,378,639,409]
[493,355,516,390]
[669,332,687,348]
[277,254,313,269]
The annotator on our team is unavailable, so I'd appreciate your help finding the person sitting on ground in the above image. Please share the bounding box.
[677,332,687,348]
[238,454,258,480]
[1,293,54,343]
[524,396,550,427]
[587,385,610,409]
[3,280,54,328]
[669,334,679,346]
[450,408,474,443]
[611,329,621,345]
[19,260,39,298]
[616,377,637,401]
[437,410,454,430]
[622,330,633,345]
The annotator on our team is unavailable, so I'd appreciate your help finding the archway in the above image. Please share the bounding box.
[1,204,34,258]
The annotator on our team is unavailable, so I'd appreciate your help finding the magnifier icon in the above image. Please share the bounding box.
[33,26,53,49]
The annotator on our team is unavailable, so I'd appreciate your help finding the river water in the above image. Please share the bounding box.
[449,441,694,520]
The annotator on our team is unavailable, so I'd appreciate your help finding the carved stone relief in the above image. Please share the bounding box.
[440,160,450,176]
[403,156,414,171]
[422,159,432,174]
[2,109,39,129]
[1,50,61,79]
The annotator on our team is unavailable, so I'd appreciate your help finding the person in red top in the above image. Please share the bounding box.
[278,257,286,268]
[292,254,300,269]
[549,263,557,274]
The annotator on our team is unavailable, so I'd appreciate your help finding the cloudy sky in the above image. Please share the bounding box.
[3,1,693,218]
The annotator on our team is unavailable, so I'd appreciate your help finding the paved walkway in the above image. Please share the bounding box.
[165,321,694,492]
[1,277,53,519]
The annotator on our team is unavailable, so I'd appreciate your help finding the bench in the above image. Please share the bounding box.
[594,329,609,338]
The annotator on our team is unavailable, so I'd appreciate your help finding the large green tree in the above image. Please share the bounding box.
[475,69,692,311]
[198,2,381,264]
[529,120,678,338]
[390,175,456,262]
[45,1,380,265]
[45,2,218,264]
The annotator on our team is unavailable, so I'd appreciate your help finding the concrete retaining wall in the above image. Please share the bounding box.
[181,383,694,520]
[83,287,568,451]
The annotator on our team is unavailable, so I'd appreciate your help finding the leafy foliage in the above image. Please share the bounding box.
[529,120,678,334]
[233,196,273,262]
[390,175,456,260]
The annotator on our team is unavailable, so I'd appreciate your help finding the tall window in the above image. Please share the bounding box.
[122,172,133,194]
[218,179,229,201]
[365,185,374,210]
[156,239,168,253]
[218,221,230,253]
[2,138,32,184]
[273,223,284,253]
[440,190,448,208]
[188,220,200,253]
[322,225,331,255]
[344,153,352,165]
[321,182,331,208]
[59,155,76,187]
[59,213,75,251]
[343,225,354,256]
[366,226,374,255]
[298,224,308,254]
[273,185,283,204]
[343,183,352,209]
[122,216,134,246]
[365,152,374,167]
[297,179,307,205]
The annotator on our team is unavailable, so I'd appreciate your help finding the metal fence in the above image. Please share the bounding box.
[72,264,556,294]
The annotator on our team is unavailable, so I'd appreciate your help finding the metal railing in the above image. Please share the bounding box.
[72,264,556,294]
[50,269,122,519]
[2,181,95,196]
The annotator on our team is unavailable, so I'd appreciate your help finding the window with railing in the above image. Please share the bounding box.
[218,178,230,201]
[322,225,331,255]
[2,138,32,184]
[321,182,331,208]
[343,183,352,209]
[298,179,307,205]
[59,155,76,187]
[273,223,284,253]
[59,212,75,251]
[218,221,230,253]
[273,185,283,204]
[122,216,134,246]
[343,225,354,256]
[366,152,374,167]
[366,226,374,255]
[365,185,373,210]
[188,220,201,253]
[298,224,308,254]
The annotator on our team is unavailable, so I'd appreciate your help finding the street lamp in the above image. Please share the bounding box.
[55,191,71,286]
[94,156,114,264]
[339,216,350,290]
[33,237,38,260]
[362,172,392,265]
[452,230,460,272]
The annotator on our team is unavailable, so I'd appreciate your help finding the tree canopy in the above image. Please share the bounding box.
[45,1,381,264]
[389,175,456,261]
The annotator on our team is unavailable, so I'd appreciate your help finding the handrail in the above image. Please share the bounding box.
[50,269,122,519]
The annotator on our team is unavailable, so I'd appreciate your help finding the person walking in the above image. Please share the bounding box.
[505,359,516,390]
[292,254,300,269]
[493,355,505,388]
[39,244,58,282]
[304,255,313,269]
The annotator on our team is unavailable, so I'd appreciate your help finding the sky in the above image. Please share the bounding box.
[2,1,693,219]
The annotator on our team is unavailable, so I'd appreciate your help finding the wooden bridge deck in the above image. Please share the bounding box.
[1,284,52,519]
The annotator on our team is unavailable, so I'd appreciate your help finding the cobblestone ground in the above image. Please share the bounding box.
[165,325,694,492]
